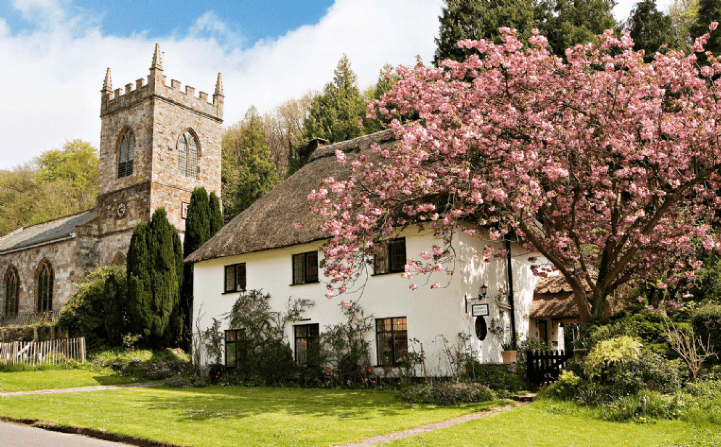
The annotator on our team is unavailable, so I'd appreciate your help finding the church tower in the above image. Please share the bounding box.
[93,44,223,264]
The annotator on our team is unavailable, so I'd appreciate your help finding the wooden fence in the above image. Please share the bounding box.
[0,337,86,366]
[526,349,574,386]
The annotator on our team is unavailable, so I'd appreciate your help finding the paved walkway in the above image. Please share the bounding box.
[0,382,161,397]
[334,400,528,447]
[0,421,137,447]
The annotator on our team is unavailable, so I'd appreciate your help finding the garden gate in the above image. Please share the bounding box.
[526,349,574,386]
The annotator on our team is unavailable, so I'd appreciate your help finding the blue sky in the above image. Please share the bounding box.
[0,0,674,169]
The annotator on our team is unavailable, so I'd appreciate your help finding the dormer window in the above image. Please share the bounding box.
[118,129,135,178]
[178,131,198,179]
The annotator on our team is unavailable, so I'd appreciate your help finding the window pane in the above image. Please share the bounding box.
[394,333,408,363]
[127,133,135,175]
[374,243,389,274]
[236,264,246,291]
[187,135,198,179]
[178,134,187,176]
[226,343,236,367]
[225,265,235,292]
[226,330,237,342]
[390,239,406,272]
[293,255,304,284]
[305,252,318,282]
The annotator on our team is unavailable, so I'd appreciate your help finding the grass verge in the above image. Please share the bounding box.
[0,368,140,393]
[386,399,721,447]
[0,386,507,446]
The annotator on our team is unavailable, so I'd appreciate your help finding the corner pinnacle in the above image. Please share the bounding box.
[215,72,224,96]
[151,43,163,70]
[101,68,113,93]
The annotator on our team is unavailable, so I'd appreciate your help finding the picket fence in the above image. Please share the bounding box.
[0,337,86,366]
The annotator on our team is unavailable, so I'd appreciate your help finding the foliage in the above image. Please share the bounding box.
[433,0,538,64]
[127,209,183,348]
[689,0,721,63]
[209,191,223,235]
[301,54,368,145]
[264,92,316,176]
[584,336,642,379]
[515,337,552,378]
[667,0,699,53]
[626,0,675,62]
[0,140,98,236]
[461,362,525,392]
[221,106,280,223]
[535,0,618,57]
[311,28,721,324]
[57,265,127,350]
[319,301,374,386]
[663,318,715,381]
[691,303,721,361]
[89,347,188,380]
[401,381,496,405]
[201,318,224,366]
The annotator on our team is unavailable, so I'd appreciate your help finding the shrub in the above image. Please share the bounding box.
[584,336,642,380]
[462,362,524,392]
[692,304,721,362]
[57,265,128,350]
[541,370,582,401]
[601,390,687,421]
[319,301,373,386]
[401,382,496,405]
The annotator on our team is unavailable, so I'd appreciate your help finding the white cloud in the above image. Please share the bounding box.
[0,0,444,169]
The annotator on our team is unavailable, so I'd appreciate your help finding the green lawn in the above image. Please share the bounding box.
[0,386,505,446]
[387,399,721,447]
[0,369,140,393]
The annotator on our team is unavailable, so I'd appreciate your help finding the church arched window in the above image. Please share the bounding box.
[178,130,198,179]
[4,266,19,317]
[118,129,135,178]
[112,253,126,266]
[37,260,53,313]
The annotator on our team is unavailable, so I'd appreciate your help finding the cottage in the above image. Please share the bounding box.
[188,129,543,374]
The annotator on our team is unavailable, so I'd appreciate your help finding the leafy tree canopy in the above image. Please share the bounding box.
[627,0,675,62]
[312,29,721,323]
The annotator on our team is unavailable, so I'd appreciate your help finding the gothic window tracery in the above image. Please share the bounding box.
[118,129,135,178]
[37,260,53,313]
[178,131,198,179]
[4,266,19,317]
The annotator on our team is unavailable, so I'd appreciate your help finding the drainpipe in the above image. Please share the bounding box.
[506,239,517,347]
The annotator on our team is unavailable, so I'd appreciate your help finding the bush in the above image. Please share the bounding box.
[601,390,687,421]
[57,265,128,350]
[462,362,525,392]
[90,348,188,380]
[692,304,721,362]
[584,336,642,380]
[401,382,496,405]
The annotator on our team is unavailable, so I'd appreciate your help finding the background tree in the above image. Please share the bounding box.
[263,92,316,176]
[312,29,721,323]
[626,0,675,61]
[301,54,368,145]
[433,0,538,64]
[536,0,618,57]
[0,140,99,236]
[667,0,699,52]
[689,0,721,61]
[209,191,223,235]
[127,208,183,347]
[222,107,281,223]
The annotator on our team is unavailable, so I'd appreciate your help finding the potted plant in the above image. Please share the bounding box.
[501,341,517,363]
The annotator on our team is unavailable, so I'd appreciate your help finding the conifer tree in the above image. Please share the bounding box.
[627,0,675,62]
[689,0,721,62]
[127,208,183,347]
[209,192,223,235]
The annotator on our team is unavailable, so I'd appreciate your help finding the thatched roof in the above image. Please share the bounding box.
[0,209,95,255]
[185,129,397,264]
[531,276,582,320]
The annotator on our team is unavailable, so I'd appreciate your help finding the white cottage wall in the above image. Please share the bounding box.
[192,226,539,375]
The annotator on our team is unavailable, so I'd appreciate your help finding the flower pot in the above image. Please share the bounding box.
[501,350,517,363]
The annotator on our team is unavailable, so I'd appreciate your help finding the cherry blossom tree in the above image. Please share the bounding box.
[310,25,721,323]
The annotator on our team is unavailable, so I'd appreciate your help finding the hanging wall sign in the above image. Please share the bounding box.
[471,303,489,317]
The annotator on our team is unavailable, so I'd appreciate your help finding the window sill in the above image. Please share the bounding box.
[290,280,320,286]
[222,290,246,295]
[371,271,404,277]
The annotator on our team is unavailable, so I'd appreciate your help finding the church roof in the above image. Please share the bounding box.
[0,210,96,254]
[185,129,397,264]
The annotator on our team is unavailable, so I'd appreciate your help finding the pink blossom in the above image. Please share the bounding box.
[341,301,352,309]
[335,149,347,163]
[325,292,334,299]
[711,21,719,31]
[293,222,303,229]
[421,251,432,260]
[409,284,417,290]
[431,283,440,289]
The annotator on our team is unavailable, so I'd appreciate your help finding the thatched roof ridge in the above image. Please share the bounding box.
[185,129,397,264]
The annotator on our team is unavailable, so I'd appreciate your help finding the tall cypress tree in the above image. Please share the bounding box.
[689,0,721,63]
[209,192,223,235]
[180,187,212,350]
[127,209,183,347]
[627,0,675,62]
[127,222,153,340]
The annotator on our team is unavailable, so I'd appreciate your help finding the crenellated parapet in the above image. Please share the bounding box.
[100,44,223,121]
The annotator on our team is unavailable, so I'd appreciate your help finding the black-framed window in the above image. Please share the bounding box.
[376,317,408,366]
[4,266,19,317]
[292,251,318,285]
[224,263,246,293]
[37,260,53,313]
[118,129,135,178]
[225,329,246,368]
[294,323,320,366]
[374,238,406,274]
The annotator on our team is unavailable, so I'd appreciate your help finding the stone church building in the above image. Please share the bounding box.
[0,45,223,326]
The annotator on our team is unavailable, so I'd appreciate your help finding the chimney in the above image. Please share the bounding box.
[299,138,328,168]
